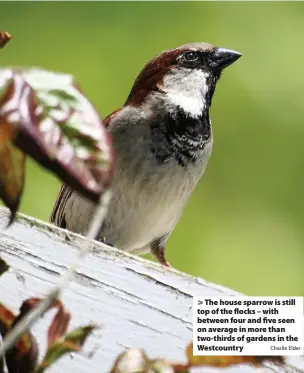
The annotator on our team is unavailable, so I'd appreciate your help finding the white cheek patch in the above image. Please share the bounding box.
[162,69,210,118]
[165,93,204,118]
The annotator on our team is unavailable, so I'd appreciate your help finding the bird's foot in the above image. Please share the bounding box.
[151,245,171,267]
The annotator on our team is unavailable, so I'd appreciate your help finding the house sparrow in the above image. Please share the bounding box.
[50,42,241,267]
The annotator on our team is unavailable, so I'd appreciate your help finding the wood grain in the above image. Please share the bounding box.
[0,207,302,373]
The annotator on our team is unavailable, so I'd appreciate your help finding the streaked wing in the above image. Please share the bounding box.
[50,108,122,228]
[49,184,73,227]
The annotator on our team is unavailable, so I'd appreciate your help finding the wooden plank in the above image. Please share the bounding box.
[0,207,302,373]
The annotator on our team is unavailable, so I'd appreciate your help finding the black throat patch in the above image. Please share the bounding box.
[150,108,211,167]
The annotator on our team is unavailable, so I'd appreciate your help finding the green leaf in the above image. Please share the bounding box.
[36,339,79,373]
[64,325,95,345]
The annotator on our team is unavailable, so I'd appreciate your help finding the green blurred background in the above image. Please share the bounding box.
[1,2,304,296]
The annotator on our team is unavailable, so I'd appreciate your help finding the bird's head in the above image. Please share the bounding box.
[126,42,241,117]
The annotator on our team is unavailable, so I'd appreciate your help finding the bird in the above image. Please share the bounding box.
[50,42,241,267]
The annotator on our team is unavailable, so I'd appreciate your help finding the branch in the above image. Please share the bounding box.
[0,188,112,359]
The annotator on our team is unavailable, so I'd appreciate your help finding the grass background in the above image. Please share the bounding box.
[1,2,304,295]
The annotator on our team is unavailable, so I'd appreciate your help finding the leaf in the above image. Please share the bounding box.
[47,302,71,349]
[111,349,148,373]
[36,340,78,373]
[16,69,113,199]
[64,325,95,346]
[0,303,15,333]
[0,257,9,277]
[148,360,175,373]
[0,297,95,373]
[0,301,38,373]
[17,297,65,350]
[0,119,16,143]
[0,67,113,219]
[18,298,42,317]
[20,298,70,349]
[5,333,38,373]
[47,305,71,349]
[37,324,96,373]
[0,297,96,373]
[185,343,285,368]
[0,139,26,222]
[0,32,12,49]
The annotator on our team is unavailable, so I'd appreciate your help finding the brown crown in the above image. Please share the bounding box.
[125,42,216,107]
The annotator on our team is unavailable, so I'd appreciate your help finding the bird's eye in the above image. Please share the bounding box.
[182,51,200,63]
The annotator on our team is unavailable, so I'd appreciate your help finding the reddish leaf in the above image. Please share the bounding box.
[170,366,189,373]
[5,333,38,373]
[37,325,96,373]
[47,303,71,348]
[2,297,69,373]
[18,297,68,349]
[1,298,95,373]
[0,303,15,334]
[0,32,12,49]
[0,257,9,277]
[0,68,113,219]
[0,302,38,373]
[17,297,72,353]
[18,298,42,317]
[0,119,16,143]
[0,139,25,221]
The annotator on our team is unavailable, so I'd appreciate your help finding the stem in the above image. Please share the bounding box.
[0,334,8,373]
[0,188,112,359]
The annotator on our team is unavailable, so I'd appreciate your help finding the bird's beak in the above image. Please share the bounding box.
[208,48,242,70]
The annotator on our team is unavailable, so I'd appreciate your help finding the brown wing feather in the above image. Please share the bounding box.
[49,184,73,227]
[50,107,122,228]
